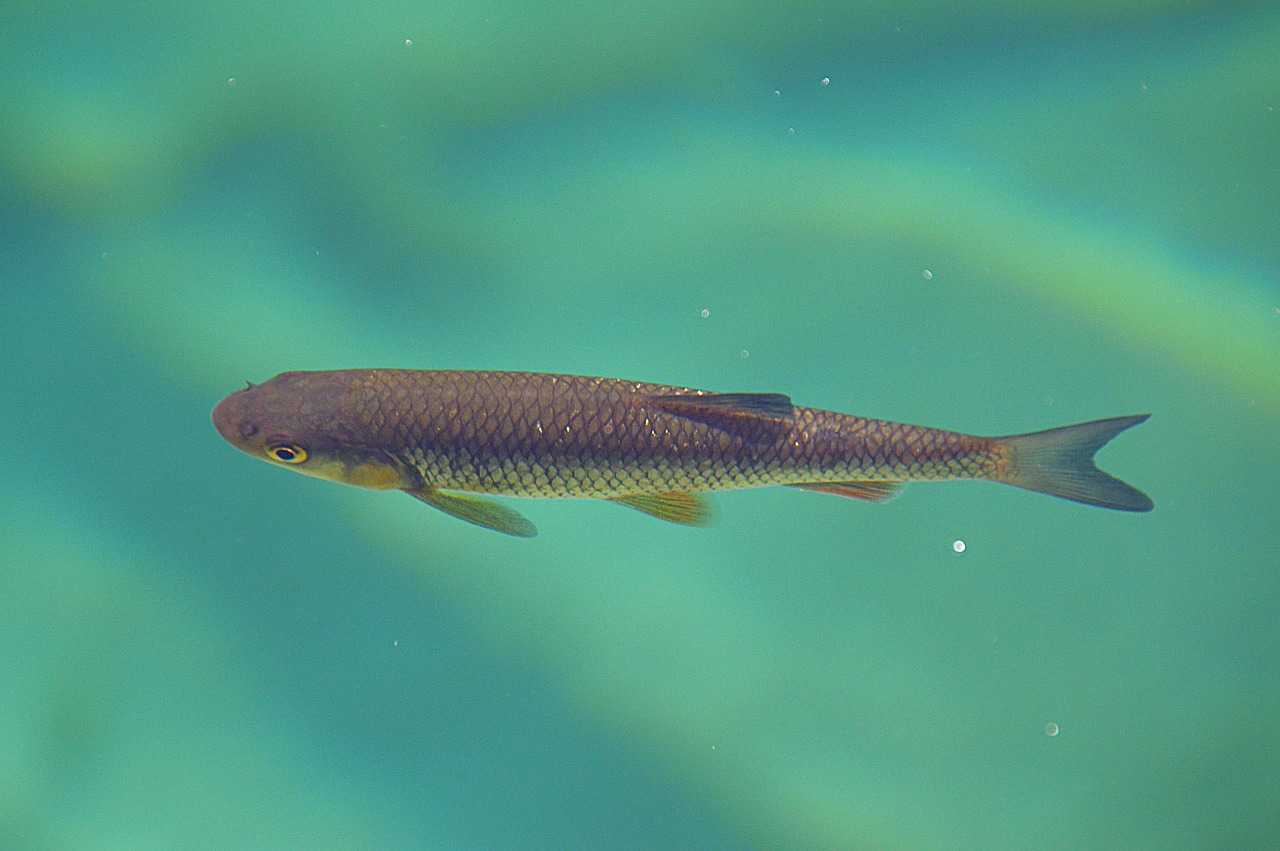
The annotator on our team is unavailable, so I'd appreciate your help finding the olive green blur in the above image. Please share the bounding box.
[213,370,1151,536]
[3,0,1278,848]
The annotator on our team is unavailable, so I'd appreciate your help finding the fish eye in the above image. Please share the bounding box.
[266,443,308,464]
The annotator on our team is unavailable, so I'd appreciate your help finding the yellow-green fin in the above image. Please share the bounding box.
[610,493,714,526]
[789,481,902,502]
[404,487,537,537]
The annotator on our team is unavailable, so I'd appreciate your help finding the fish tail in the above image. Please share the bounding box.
[995,415,1153,511]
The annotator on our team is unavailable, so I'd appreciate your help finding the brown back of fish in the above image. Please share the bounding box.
[313,369,998,498]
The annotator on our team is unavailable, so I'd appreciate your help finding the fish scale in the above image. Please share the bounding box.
[212,369,1152,536]
[330,371,995,496]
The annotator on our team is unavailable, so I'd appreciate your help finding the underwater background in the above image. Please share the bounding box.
[2,1,1277,848]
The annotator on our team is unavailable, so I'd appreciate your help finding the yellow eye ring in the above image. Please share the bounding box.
[266,443,308,464]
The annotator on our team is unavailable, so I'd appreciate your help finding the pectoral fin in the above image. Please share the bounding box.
[404,487,538,537]
[610,493,714,526]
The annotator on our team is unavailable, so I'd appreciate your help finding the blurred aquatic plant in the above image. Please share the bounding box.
[82,137,1279,413]
[26,2,1270,411]
[0,496,393,848]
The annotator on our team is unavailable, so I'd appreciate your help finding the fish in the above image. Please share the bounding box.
[211,369,1153,537]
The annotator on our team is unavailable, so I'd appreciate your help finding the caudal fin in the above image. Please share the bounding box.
[997,415,1153,511]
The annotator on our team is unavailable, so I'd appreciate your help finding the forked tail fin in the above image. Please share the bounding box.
[997,415,1153,511]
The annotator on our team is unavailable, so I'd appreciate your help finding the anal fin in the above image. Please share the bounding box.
[610,493,714,526]
[789,481,902,502]
[404,487,537,537]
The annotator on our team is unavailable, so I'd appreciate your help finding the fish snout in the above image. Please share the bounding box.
[211,391,259,451]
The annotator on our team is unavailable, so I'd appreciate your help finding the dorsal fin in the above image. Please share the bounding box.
[637,392,794,443]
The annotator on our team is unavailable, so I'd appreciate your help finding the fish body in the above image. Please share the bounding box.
[212,370,1152,536]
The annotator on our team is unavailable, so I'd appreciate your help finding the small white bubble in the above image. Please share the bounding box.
[821,77,830,86]
[405,38,413,46]
[227,77,237,86]
[773,90,781,98]
[922,269,933,280]
[393,640,399,647]
[787,127,795,136]
[740,349,750,359]
[952,539,966,553]
[700,308,710,318]
[1045,722,1059,737]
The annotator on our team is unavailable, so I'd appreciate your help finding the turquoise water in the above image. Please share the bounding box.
[3,2,1278,848]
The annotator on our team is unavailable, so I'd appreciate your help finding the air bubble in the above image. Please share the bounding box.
[952,540,966,553]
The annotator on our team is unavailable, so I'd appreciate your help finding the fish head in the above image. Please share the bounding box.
[212,371,407,490]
